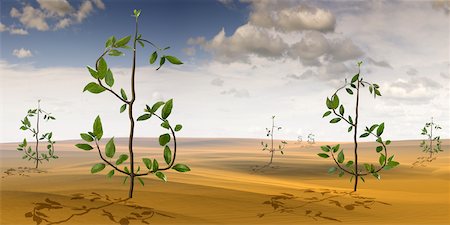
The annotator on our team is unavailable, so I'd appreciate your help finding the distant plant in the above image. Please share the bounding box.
[75,9,190,198]
[307,133,315,145]
[420,117,443,158]
[17,100,57,168]
[260,116,288,165]
[319,62,399,191]
[296,135,302,144]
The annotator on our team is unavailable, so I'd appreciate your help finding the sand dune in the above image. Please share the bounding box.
[1,138,449,224]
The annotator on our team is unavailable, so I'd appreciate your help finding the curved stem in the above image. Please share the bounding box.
[94,140,130,176]
[35,101,40,168]
[357,132,388,176]
[137,39,161,50]
[353,79,360,191]
[330,150,355,175]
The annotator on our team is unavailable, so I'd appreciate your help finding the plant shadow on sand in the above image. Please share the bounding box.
[257,189,391,222]
[24,192,174,225]
[250,164,281,173]
[411,155,437,168]
[2,167,47,179]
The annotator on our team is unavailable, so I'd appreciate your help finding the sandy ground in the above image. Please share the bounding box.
[0,138,449,225]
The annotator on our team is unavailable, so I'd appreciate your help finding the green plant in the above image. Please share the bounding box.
[261,116,287,165]
[75,9,190,198]
[307,133,315,145]
[420,117,443,158]
[17,100,57,168]
[319,62,399,191]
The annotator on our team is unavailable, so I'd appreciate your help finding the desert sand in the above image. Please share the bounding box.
[1,138,449,225]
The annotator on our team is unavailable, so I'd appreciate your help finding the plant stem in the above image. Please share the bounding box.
[429,117,433,158]
[353,80,360,192]
[127,17,139,199]
[269,116,274,165]
[35,100,40,169]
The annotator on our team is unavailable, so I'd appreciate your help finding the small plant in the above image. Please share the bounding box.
[420,117,443,158]
[319,62,399,191]
[260,116,288,165]
[76,9,190,198]
[17,100,57,168]
[307,133,315,145]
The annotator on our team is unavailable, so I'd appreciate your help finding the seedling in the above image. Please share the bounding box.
[260,116,288,165]
[76,9,190,198]
[307,133,315,145]
[319,62,399,191]
[17,100,57,168]
[420,117,443,158]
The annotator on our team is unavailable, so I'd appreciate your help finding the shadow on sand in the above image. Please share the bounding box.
[257,189,391,222]
[24,192,174,225]
[411,155,437,168]
[2,167,47,179]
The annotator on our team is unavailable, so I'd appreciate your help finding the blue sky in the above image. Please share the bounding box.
[0,0,449,143]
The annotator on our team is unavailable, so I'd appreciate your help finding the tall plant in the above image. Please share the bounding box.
[261,116,287,165]
[17,100,57,168]
[318,62,399,191]
[420,117,443,158]
[76,10,190,198]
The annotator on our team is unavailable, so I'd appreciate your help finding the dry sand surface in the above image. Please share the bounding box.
[1,138,449,225]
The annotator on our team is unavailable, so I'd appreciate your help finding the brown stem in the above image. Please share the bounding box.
[35,100,40,168]
[429,117,433,158]
[353,79,360,192]
[269,116,274,165]
[94,140,129,175]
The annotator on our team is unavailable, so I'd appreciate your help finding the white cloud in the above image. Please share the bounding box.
[0,22,6,32]
[12,48,33,58]
[10,28,29,35]
[92,0,106,10]
[183,47,196,56]
[406,68,418,76]
[75,1,94,23]
[383,77,442,103]
[55,18,71,29]
[211,77,224,86]
[10,5,49,31]
[37,0,73,17]
[187,36,206,45]
[220,88,250,98]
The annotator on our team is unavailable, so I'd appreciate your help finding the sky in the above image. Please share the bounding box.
[0,0,449,143]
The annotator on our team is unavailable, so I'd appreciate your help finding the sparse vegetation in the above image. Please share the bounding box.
[260,116,287,165]
[75,9,190,198]
[319,62,399,191]
[420,117,442,158]
[17,100,57,168]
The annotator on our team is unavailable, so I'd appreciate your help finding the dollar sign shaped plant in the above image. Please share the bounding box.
[17,100,57,168]
[420,117,443,158]
[319,62,399,191]
[75,9,190,198]
[260,116,288,165]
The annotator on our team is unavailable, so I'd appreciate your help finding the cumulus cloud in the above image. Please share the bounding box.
[211,77,224,86]
[12,48,33,58]
[383,77,442,103]
[220,88,250,98]
[406,68,418,76]
[286,69,317,80]
[431,0,450,15]
[366,57,392,68]
[248,1,336,32]
[6,0,105,32]
[0,23,6,32]
[183,47,196,56]
[9,27,29,35]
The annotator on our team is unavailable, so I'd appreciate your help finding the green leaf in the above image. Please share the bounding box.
[161,99,173,119]
[120,104,127,113]
[91,163,106,174]
[151,101,165,113]
[83,82,106,94]
[124,167,129,173]
[328,167,337,174]
[98,57,107,78]
[372,172,380,180]
[161,121,170,129]
[105,69,114,87]
[322,111,331,118]
[155,171,167,182]
[345,88,353,95]
[351,74,359,83]
[348,126,353,132]
[339,105,345,116]
[87,66,99,79]
[106,170,114,178]
[138,177,144,186]
[108,49,124,56]
[159,133,171,146]
[105,36,115,48]
[369,124,378,132]
[360,176,365,182]
[376,123,385,136]
[330,118,341,123]
[331,94,339,109]
[339,171,345,177]
[374,89,381,96]
[152,159,159,172]
[318,153,329,158]
[345,160,354,167]
[116,154,128,165]
[364,163,372,172]
[123,176,128,184]
[165,55,183,65]
[150,51,157,64]
[75,143,93,151]
[379,154,386,166]
[337,150,345,163]
[142,158,152,170]
[326,98,333,109]
[137,114,151,121]
[320,146,330,152]
[175,124,182,131]
[164,146,172,165]
[172,164,190,172]
[156,56,165,70]
[360,133,370,138]
[332,144,340,153]
[93,116,103,140]
[376,146,383,153]
[80,133,94,142]
[115,35,131,47]
[385,140,391,145]
[105,137,116,158]
[120,89,128,100]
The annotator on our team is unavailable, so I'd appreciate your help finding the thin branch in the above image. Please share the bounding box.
[357,132,388,176]
[137,38,160,51]
[330,150,355,175]
[94,140,130,176]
